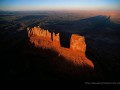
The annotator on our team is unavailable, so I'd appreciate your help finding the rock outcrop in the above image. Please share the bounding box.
[27,26,61,47]
[70,34,86,53]
[52,32,60,47]
[27,26,95,79]
[28,26,86,52]
[27,26,51,39]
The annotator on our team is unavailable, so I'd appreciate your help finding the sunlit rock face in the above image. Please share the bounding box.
[52,32,60,47]
[27,26,61,47]
[70,34,86,53]
[27,26,95,79]
[27,26,51,39]
[28,27,86,53]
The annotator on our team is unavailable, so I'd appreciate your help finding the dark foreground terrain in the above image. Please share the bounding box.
[0,11,120,81]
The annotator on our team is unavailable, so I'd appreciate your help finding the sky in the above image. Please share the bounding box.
[0,0,120,11]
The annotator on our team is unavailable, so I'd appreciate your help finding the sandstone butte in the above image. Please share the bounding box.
[27,26,95,78]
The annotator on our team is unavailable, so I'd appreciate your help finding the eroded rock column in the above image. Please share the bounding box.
[70,34,86,53]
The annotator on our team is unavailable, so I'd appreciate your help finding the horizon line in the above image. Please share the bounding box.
[1,9,120,12]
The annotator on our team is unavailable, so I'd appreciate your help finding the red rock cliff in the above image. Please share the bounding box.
[70,34,86,53]
[27,26,60,47]
[27,26,95,77]
[28,26,86,53]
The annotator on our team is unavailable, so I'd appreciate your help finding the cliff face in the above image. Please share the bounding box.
[27,26,95,79]
[27,26,86,52]
[70,34,86,53]
[27,26,60,47]
[27,27,51,39]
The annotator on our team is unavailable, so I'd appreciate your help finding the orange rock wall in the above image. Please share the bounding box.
[28,26,86,52]
[70,34,86,53]
[28,26,51,39]
[27,26,94,70]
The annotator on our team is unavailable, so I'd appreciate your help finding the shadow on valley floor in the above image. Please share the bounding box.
[0,15,120,81]
[2,31,96,80]
[43,15,120,81]
[42,15,120,33]
[22,40,96,80]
